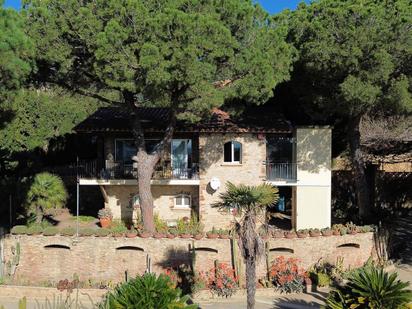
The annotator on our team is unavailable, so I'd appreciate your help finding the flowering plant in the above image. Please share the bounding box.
[163,267,179,288]
[269,256,307,293]
[207,263,238,297]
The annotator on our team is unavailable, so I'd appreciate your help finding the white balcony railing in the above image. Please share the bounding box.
[265,162,297,181]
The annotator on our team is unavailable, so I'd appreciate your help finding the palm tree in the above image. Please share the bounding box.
[26,172,68,223]
[213,182,279,309]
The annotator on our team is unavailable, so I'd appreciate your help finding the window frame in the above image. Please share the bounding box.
[173,194,191,209]
[223,141,242,164]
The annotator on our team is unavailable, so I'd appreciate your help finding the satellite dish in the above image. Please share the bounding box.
[210,177,221,191]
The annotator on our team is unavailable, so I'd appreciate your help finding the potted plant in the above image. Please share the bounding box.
[110,221,127,237]
[139,230,152,238]
[321,228,332,237]
[43,227,59,236]
[153,231,166,239]
[98,208,113,228]
[126,228,137,238]
[285,230,297,239]
[273,229,284,238]
[297,229,309,238]
[193,233,204,240]
[346,222,358,235]
[95,228,110,237]
[206,227,219,239]
[218,229,230,239]
[167,228,178,239]
[309,228,321,237]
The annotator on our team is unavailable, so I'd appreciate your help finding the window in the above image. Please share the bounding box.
[223,141,242,163]
[115,139,160,164]
[174,194,191,209]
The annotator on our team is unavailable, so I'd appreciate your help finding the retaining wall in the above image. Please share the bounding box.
[2,233,375,285]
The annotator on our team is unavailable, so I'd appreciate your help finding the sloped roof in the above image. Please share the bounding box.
[74,107,292,134]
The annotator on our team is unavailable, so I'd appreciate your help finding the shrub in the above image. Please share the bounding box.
[99,273,197,309]
[207,262,238,298]
[95,229,110,237]
[269,256,307,293]
[110,220,127,235]
[73,216,96,223]
[326,266,412,308]
[316,272,331,287]
[26,172,67,223]
[10,225,27,235]
[79,228,95,236]
[43,227,59,236]
[154,214,168,234]
[26,225,43,235]
[60,227,76,236]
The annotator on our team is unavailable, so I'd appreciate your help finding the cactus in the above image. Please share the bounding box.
[265,242,270,281]
[231,239,244,286]
[8,242,20,277]
[18,297,27,309]
[190,240,197,272]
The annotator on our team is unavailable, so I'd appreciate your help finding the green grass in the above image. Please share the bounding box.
[70,215,96,223]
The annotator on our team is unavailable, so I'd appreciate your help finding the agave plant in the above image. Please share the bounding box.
[326,266,412,309]
[26,173,67,223]
[99,273,197,309]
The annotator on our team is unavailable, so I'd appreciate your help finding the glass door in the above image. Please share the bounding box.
[171,139,189,179]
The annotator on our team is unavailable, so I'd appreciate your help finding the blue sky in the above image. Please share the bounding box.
[3,0,308,13]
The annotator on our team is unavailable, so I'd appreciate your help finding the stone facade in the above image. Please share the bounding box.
[2,233,374,285]
[198,133,267,230]
[105,185,199,223]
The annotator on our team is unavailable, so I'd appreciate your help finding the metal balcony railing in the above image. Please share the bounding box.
[265,162,297,181]
[76,159,199,180]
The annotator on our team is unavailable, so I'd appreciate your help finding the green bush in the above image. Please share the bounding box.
[110,220,128,235]
[79,228,95,236]
[11,225,27,235]
[316,272,331,287]
[26,225,43,235]
[99,273,197,309]
[326,266,412,308]
[26,172,67,223]
[42,227,59,236]
[95,229,110,237]
[60,227,76,236]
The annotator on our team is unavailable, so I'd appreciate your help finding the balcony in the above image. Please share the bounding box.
[77,159,199,182]
[265,162,297,182]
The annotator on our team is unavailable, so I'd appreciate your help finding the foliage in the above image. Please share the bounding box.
[154,214,168,234]
[78,228,95,237]
[310,258,346,287]
[60,227,76,236]
[99,273,197,309]
[72,216,96,223]
[109,220,127,235]
[0,89,99,157]
[207,263,238,298]
[97,208,112,220]
[26,225,43,235]
[214,182,279,215]
[283,0,412,219]
[42,227,59,236]
[269,256,307,294]
[11,225,27,235]
[326,266,412,309]
[176,217,191,235]
[26,173,67,222]
[95,229,110,237]
[0,3,33,105]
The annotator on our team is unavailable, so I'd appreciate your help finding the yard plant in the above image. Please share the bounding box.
[99,273,197,309]
[25,173,67,223]
[326,266,412,308]
[213,182,279,309]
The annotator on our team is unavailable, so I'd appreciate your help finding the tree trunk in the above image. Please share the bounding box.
[136,151,157,232]
[348,115,371,221]
[245,256,256,309]
[124,91,176,232]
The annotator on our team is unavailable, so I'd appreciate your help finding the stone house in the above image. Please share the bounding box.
[74,107,331,230]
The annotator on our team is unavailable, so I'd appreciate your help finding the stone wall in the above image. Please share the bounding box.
[2,233,375,285]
